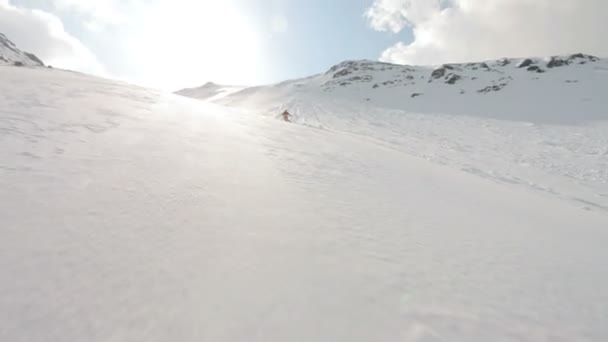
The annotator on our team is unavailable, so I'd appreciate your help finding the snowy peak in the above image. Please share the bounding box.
[0,33,44,67]
[175,81,244,102]
[187,52,607,124]
[517,53,599,70]
[321,53,602,92]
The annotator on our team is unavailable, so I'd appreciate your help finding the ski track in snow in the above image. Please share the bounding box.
[1,66,608,341]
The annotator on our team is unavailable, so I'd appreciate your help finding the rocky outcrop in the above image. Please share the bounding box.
[547,57,568,68]
[547,54,600,68]
[431,64,456,79]
[527,66,545,73]
[315,54,602,95]
[0,33,44,67]
[446,74,462,84]
[518,59,534,68]
[497,58,511,67]
[465,62,491,71]
[477,83,507,94]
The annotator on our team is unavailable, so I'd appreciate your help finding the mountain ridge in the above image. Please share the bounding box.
[178,53,603,100]
[0,33,45,67]
[176,52,607,124]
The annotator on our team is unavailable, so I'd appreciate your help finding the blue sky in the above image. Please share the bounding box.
[4,0,411,90]
[247,0,409,82]
[1,0,606,90]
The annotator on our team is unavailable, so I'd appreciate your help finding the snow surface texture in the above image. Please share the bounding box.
[181,55,608,213]
[2,65,608,341]
[0,33,44,67]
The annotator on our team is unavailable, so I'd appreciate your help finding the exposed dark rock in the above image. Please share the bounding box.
[13,61,24,67]
[326,60,398,76]
[372,84,380,89]
[547,57,568,68]
[445,74,462,84]
[569,53,585,59]
[350,75,373,82]
[497,58,511,67]
[527,66,545,73]
[411,93,422,98]
[460,90,466,94]
[333,68,352,78]
[431,67,447,79]
[431,64,456,79]
[568,53,599,64]
[467,62,491,71]
[518,59,534,68]
[477,84,506,94]
[326,61,355,74]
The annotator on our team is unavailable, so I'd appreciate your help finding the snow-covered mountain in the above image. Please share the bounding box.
[1,41,608,342]
[0,33,44,67]
[3,60,608,342]
[175,81,244,102]
[179,54,608,214]
[200,53,607,123]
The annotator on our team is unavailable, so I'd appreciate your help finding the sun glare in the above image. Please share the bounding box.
[130,0,264,90]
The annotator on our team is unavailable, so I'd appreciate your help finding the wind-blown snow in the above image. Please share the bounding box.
[2,64,608,341]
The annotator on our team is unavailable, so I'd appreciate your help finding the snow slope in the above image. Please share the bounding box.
[180,55,608,213]
[0,33,44,67]
[175,81,245,102]
[212,54,608,123]
[2,64,608,341]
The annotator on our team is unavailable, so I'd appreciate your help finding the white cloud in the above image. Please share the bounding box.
[49,0,134,30]
[0,0,106,75]
[366,0,444,33]
[366,0,608,65]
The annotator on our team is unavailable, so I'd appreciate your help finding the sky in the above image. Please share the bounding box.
[1,0,607,91]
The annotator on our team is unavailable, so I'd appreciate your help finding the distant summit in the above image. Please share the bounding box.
[0,33,44,67]
[175,82,244,102]
[320,53,601,92]
[177,52,607,123]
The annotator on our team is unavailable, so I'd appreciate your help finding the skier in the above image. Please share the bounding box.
[281,110,292,122]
